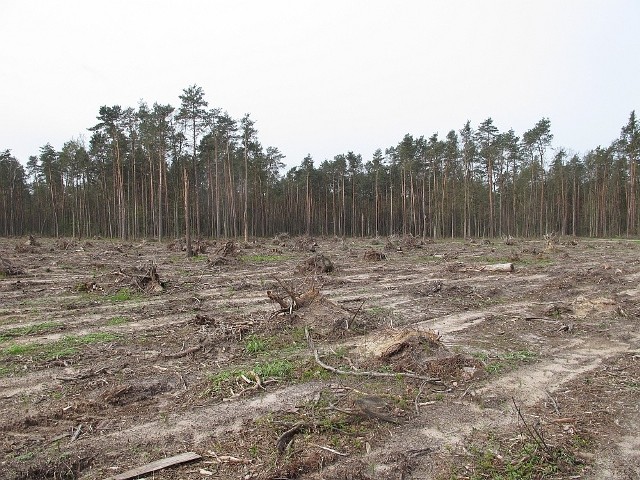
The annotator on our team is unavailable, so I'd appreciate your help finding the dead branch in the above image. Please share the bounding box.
[544,390,560,415]
[512,397,553,456]
[163,344,203,359]
[267,289,290,309]
[347,300,365,329]
[276,422,305,453]
[305,327,441,384]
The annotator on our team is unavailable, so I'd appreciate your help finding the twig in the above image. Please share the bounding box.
[414,381,429,415]
[348,300,366,329]
[70,424,82,442]
[309,443,348,456]
[512,397,553,455]
[545,390,560,415]
[305,328,441,384]
[163,344,203,359]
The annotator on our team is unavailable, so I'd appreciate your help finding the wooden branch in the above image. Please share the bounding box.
[110,452,201,480]
[512,397,553,455]
[348,300,366,329]
[163,344,203,359]
[305,328,441,384]
[267,290,289,309]
[276,422,305,453]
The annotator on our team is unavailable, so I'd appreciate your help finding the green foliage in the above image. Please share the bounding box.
[0,321,62,343]
[1,332,119,360]
[463,439,578,480]
[475,350,537,374]
[245,335,267,354]
[206,360,294,396]
[107,288,134,302]
[106,316,130,326]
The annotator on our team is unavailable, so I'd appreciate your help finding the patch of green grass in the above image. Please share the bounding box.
[105,316,130,326]
[15,452,35,462]
[206,359,295,397]
[245,335,267,354]
[241,254,288,262]
[106,288,134,302]
[0,365,15,377]
[0,321,63,343]
[474,350,537,375]
[367,306,388,316]
[462,439,579,480]
[625,381,640,391]
[1,332,119,360]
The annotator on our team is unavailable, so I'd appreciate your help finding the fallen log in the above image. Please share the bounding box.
[446,262,514,273]
[479,263,514,272]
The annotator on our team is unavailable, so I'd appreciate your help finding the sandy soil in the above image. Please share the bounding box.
[0,235,638,479]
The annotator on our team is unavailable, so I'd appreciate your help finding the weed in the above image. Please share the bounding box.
[367,306,388,316]
[625,381,640,391]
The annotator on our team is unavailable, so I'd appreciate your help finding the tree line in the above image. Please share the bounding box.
[1,85,639,243]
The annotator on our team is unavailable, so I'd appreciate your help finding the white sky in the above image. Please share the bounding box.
[1,0,639,169]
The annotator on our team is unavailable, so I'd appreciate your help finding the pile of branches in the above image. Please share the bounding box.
[272,232,290,246]
[0,256,24,276]
[363,250,386,261]
[292,236,318,252]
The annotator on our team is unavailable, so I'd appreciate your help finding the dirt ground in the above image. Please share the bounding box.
[0,235,638,480]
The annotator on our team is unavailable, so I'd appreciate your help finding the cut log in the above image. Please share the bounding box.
[479,263,514,272]
[109,451,201,480]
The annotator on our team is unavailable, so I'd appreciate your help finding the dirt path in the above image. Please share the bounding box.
[1,236,638,479]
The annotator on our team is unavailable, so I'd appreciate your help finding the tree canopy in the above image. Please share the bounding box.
[2,87,638,240]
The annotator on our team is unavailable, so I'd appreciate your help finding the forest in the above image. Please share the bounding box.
[1,85,639,242]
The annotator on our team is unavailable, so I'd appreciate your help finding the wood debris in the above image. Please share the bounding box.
[0,256,23,275]
[363,249,386,261]
[109,451,201,480]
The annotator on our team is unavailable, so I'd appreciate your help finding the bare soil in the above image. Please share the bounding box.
[0,236,638,480]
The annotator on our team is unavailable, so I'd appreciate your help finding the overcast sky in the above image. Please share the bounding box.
[1,0,638,169]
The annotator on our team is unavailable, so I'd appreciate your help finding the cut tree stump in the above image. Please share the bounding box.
[299,254,333,273]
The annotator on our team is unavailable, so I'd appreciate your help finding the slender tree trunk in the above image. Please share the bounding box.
[183,164,193,257]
